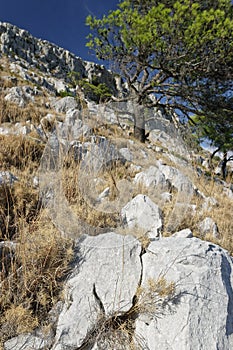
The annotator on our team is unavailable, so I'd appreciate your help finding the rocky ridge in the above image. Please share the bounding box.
[0,22,233,350]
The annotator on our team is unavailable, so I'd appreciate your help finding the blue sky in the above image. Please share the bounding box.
[1,0,119,63]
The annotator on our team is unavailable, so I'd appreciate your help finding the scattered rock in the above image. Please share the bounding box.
[121,194,163,239]
[4,334,48,350]
[119,147,133,162]
[157,161,194,193]
[51,96,80,113]
[134,165,169,191]
[198,217,219,239]
[172,228,193,238]
[4,86,36,107]
[0,171,18,185]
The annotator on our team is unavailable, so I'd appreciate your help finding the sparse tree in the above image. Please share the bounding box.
[190,95,233,179]
[86,0,233,142]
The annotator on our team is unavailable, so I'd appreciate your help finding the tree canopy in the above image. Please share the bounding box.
[86,0,233,145]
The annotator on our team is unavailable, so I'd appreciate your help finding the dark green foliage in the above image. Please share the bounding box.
[86,0,233,142]
[57,90,74,98]
[78,79,112,103]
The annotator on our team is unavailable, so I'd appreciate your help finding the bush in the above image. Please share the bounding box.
[78,79,112,103]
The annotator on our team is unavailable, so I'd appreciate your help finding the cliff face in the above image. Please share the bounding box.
[0,22,233,350]
[0,21,117,94]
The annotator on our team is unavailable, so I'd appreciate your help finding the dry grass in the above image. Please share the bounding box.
[0,94,50,125]
[62,158,121,229]
[0,134,44,171]
[194,175,233,254]
[0,132,73,344]
[0,213,73,345]
[0,171,73,345]
[162,170,233,254]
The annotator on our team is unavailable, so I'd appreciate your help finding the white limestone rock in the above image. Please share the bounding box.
[4,334,47,350]
[119,147,133,162]
[52,232,141,349]
[198,217,219,239]
[4,86,35,107]
[51,96,80,113]
[135,237,233,350]
[134,165,169,191]
[121,194,163,239]
[157,161,194,193]
[160,191,172,203]
[172,228,193,238]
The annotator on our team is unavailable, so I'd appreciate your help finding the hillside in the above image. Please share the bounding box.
[0,22,233,350]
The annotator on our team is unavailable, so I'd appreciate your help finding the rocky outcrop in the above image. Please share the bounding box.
[6,233,233,349]
[0,22,117,94]
[136,236,233,350]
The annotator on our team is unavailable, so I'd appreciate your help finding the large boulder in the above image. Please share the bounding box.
[135,236,233,350]
[5,235,233,350]
[52,232,142,349]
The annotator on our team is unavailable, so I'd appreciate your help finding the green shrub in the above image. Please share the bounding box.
[57,90,74,98]
[78,79,112,103]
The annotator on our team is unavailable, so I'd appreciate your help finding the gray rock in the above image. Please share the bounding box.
[157,161,194,193]
[4,86,35,107]
[4,334,47,350]
[134,165,169,191]
[160,191,172,203]
[121,194,163,239]
[148,129,178,151]
[198,217,219,239]
[52,232,141,349]
[119,147,133,162]
[0,21,118,100]
[0,171,18,185]
[135,237,233,350]
[172,228,193,238]
[51,96,79,113]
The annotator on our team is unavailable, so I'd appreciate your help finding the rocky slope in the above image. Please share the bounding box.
[0,22,233,350]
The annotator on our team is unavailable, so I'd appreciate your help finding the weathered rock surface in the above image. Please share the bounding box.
[0,171,18,185]
[0,21,117,94]
[198,217,219,239]
[4,85,37,107]
[135,236,233,350]
[134,165,169,191]
[121,194,163,239]
[4,334,48,350]
[51,96,80,113]
[52,232,142,349]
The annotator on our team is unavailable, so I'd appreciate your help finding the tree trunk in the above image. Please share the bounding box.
[133,104,146,143]
[221,152,228,180]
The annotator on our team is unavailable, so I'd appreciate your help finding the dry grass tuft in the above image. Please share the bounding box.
[0,134,44,171]
[135,277,176,318]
